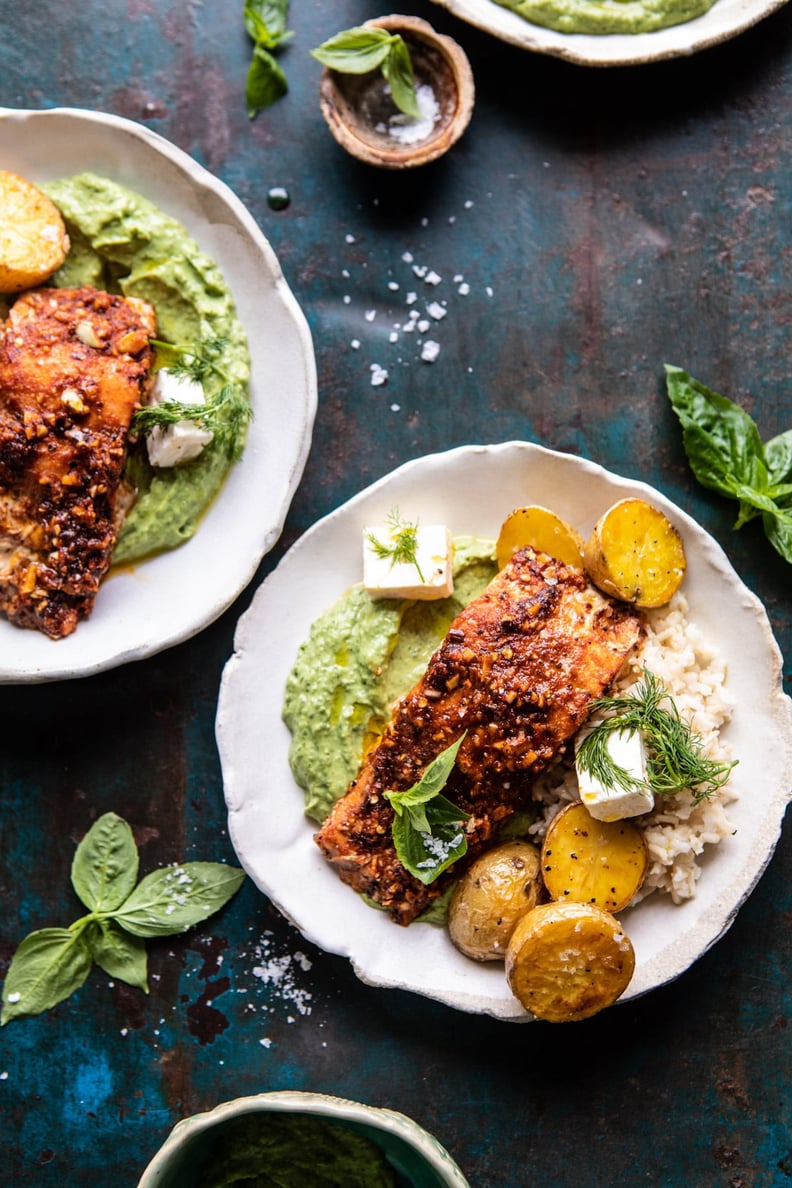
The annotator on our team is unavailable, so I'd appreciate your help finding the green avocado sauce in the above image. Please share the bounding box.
[493,0,716,34]
[43,172,251,564]
[195,1113,397,1187]
[282,537,497,826]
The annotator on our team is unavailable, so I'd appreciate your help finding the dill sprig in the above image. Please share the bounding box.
[132,338,252,461]
[367,508,425,581]
[577,669,737,803]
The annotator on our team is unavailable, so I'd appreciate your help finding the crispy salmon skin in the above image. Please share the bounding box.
[315,547,645,925]
[0,285,156,638]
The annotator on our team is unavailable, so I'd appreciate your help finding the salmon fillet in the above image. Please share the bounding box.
[315,547,645,925]
[0,285,156,638]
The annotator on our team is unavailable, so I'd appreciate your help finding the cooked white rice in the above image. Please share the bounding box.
[528,591,737,904]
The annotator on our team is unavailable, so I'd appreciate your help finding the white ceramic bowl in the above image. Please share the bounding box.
[430,0,788,65]
[217,441,792,1020]
[136,1091,470,1187]
[0,107,317,682]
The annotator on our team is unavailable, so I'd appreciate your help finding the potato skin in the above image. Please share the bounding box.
[496,505,585,570]
[0,171,70,293]
[541,802,648,912]
[584,497,686,608]
[506,900,635,1022]
[448,840,543,961]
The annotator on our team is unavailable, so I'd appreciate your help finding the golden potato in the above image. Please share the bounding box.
[0,171,70,293]
[496,505,585,570]
[447,840,543,961]
[541,802,647,913]
[505,900,635,1022]
[583,497,686,608]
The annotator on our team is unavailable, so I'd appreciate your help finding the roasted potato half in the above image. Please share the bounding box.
[0,171,70,293]
[541,802,647,912]
[506,900,635,1022]
[448,839,543,961]
[496,505,585,570]
[583,497,686,608]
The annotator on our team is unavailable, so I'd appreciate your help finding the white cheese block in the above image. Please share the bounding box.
[363,523,453,600]
[576,727,654,822]
[145,368,214,468]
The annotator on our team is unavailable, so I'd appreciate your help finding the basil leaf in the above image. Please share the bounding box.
[765,428,792,486]
[113,862,245,938]
[244,0,290,43]
[763,505,792,564]
[386,735,469,885]
[246,46,288,118]
[664,365,769,499]
[311,28,395,74]
[382,37,421,118]
[387,733,467,815]
[1,928,92,1025]
[71,812,139,913]
[392,794,469,886]
[87,920,149,992]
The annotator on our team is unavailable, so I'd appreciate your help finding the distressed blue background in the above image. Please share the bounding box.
[0,0,790,1184]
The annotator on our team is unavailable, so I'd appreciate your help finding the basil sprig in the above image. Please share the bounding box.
[244,0,293,117]
[665,365,792,564]
[385,734,469,885]
[311,27,421,119]
[1,813,245,1025]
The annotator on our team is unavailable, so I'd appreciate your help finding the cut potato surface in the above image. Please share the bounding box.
[448,839,543,961]
[496,505,585,570]
[583,497,686,608]
[541,802,647,912]
[0,171,70,293]
[506,900,635,1022]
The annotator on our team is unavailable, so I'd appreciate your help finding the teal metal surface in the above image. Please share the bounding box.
[0,0,790,1184]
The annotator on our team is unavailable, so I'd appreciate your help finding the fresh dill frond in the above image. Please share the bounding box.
[577,669,736,803]
[151,336,230,383]
[366,508,425,581]
[133,337,252,461]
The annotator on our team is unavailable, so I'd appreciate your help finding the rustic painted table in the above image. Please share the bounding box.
[1,1,790,1184]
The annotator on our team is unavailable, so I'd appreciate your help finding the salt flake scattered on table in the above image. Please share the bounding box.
[370,364,388,386]
[350,339,360,350]
[425,270,442,286]
[364,309,376,322]
[426,301,446,320]
[421,340,440,362]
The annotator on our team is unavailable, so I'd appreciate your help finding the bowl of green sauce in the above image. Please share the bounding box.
[136,1091,470,1188]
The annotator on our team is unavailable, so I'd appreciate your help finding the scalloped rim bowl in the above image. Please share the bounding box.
[136,1091,471,1187]
[429,0,789,65]
[0,106,317,683]
[217,442,792,1020]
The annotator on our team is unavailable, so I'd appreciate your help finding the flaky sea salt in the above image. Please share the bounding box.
[370,364,388,386]
[421,340,440,362]
[386,83,440,144]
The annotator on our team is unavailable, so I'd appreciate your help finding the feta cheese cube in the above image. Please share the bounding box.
[363,523,453,600]
[145,368,214,468]
[576,727,654,822]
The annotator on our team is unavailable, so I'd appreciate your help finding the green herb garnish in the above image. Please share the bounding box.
[1,813,245,1025]
[665,365,792,565]
[577,669,736,803]
[385,734,469,885]
[132,337,252,461]
[366,508,426,581]
[244,0,293,117]
[311,27,421,119]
